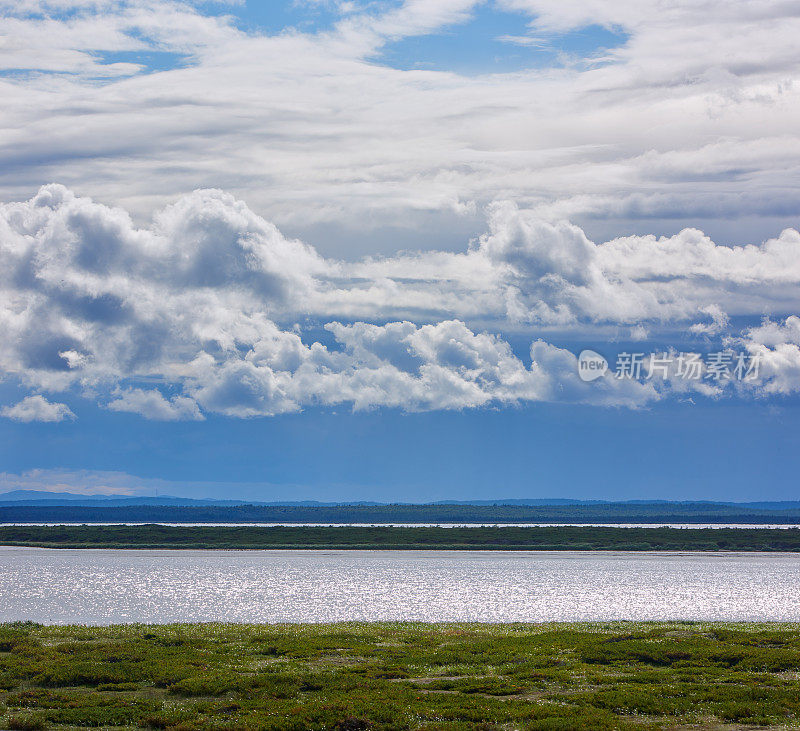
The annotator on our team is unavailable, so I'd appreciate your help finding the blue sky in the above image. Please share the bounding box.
[92,3,628,79]
[1,0,800,502]
[1,377,795,503]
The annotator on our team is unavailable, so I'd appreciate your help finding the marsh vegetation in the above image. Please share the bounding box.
[2,622,800,729]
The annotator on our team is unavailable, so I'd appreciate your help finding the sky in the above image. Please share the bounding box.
[2,0,800,502]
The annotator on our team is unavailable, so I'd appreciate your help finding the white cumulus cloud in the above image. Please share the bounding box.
[739,316,800,395]
[1,395,75,422]
[107,388,204,421]
[1,185,799,418]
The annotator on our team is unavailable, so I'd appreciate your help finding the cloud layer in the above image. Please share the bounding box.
[2,184,800,419]
[2,0,800,249]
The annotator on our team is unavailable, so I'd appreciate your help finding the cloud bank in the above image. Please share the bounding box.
[2,185,800,419]
[0,468,157,496]
[2,0,800,248]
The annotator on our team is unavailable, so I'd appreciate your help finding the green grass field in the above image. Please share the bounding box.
[2,622,800,729]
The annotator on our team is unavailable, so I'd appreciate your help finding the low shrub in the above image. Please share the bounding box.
[6,714,48,731]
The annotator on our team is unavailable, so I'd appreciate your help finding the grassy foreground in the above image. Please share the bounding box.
[2,623,800,729]
[3,524,800,551]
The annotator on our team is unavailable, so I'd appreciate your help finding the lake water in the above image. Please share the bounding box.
[2,547,800,625]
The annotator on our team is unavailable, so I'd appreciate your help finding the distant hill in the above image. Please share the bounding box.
[0,491,397,508]
[3,491,800,512]
[0,491,251,507]
[0,490,101,501]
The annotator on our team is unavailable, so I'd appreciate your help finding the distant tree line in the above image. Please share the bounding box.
[2,524,800,550]
[2,502,800,523]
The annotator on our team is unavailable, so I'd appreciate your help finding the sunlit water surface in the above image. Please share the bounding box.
[2,548,799,624]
